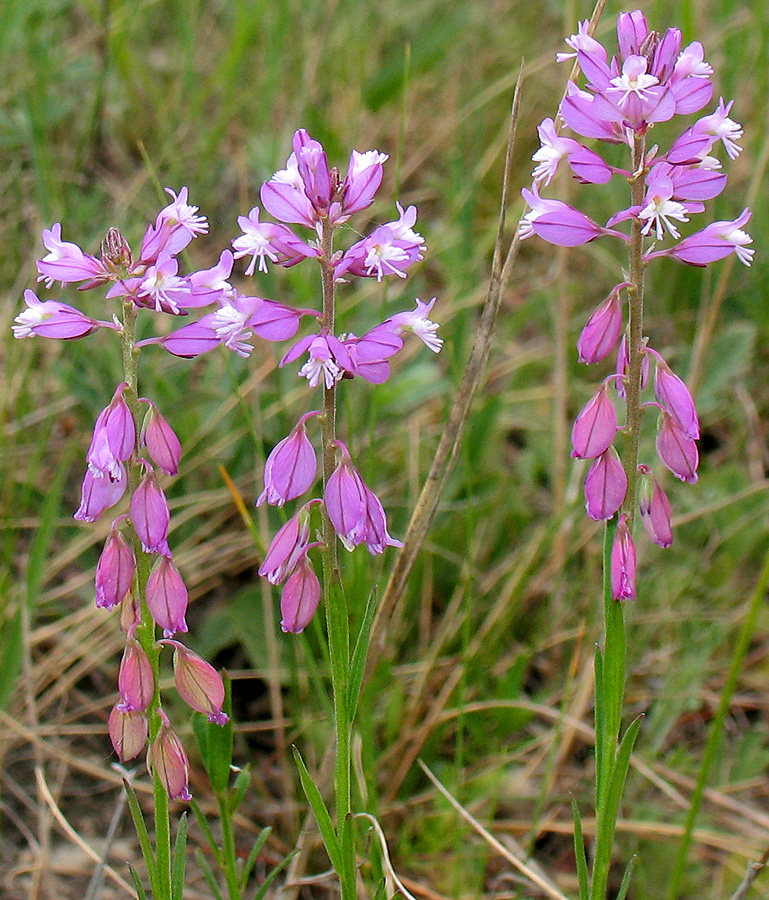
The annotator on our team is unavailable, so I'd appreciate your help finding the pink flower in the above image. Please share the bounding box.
[577,284,626,364]
[341,149,388,218]
[163,640,228,725]
[520,186,627,247]
[360,483,403,555]
[584,447,628,521]
[108,706,148,762]
[334,204,425,282]
[140,400,182,476]
[341,326,403,384]
[325,441,368,550]
[149,709,191,801]
[638,465,673,548]
[280,556,322,633]
[95,519,136,609]
[12,290,111,340]
[146,556,189,636]
[647,208,753,267]
[130,465,171,555]
[531,118,581,186]
[258,411,320,507]
[117,640,155,712]
[86,383,136,479]
[281,333,352,389]
[571,384,618,460]
[656,410,699,483]
[36,224,106,288]
[610,514,637,600]
[232,207,318,274]
[650,351,699,439]
[692,98,743,159]
[382,298,443,353]
[74,463,127,523]
[258,502,317,585]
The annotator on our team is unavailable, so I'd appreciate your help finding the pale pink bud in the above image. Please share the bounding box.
[638,465,673,548]
[130,465,170,555]
[140,400,182,476]
[163,640,228,724]
[119,592,140,634]
[149,709,191,801]
[361,484,403,555]
[611,514,637,601]
[571,385,618,459]
[651,352,699,439]
[95,520,136,609]
[656,410,699,483]
[258,501,316,585]
[109,705,148,762]
[117,639,155,711]
[86,384,136,479]
[146,556,188,636]
[325,441,367,550]
[577,285,626,364]
[584,447,628,520]
[74,463,127,523]
[280,555,321,634]
[257,411,319,507]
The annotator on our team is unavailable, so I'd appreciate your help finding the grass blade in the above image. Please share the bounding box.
[124,780,158,897]
[171,812,188,900]
[571,798,590,900]
[292,746,342,873]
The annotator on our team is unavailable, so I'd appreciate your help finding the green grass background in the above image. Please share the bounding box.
[2,0,769,897]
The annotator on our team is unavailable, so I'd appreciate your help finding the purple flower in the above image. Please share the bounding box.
[281,333,352,389]
[647,208,753,267]
[108,705,148,762]
[258,411,320,507]
[36,224,106,288]
[584,447,628,521]
[140,400,182,476]
[149,709,191,801]
[571,384,618,460]
[382,298,443,353]
[341,326,403,384]
[163,640,228,725]
[130,465,171,555]
[692,98,743,159]
[95,519,136,609]
[638,465,673,548]
[146,556,189,636]
[232,207,318,274]
[12,290,112,340]
[650,350,699,439]
[531,118,580,185]
[577,284,626,364]
[185,250,235,308]
[108,252,193,315]
[325,441,368,550]
[520,186,626,247]
[86,383,136,479]
[341,149,389,218]
[656,410,699,483]
[117,639,155,712]
[258,502,317,585]
[360,483,403,555]
[280,556,322,633]
[610,514,637,601]
[334,204,425,281]
[74,463,127,523]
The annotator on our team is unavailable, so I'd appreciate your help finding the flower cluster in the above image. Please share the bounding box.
[232,129,441,632]
[520,11,752,600]
[14,192,229,800]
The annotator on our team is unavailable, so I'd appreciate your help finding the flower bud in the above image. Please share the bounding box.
[130,465,171,555]
[577,285,625,364]
[571,385,618,459]
[117,640,155,712]
[584,447,628,520]
[74,463,127,523]
[164,640,228,724]
[108,705,148,762]
[638,465,673,548]
[149,709,191,801]
[146,556,188,636]
[101,227,133,271]
[280,555,321,634]
[656,410,699,483]
[257,411,319,507]
[141,401,182,476]
[95,521,136,609]
[652,353,699,439]
[610,514,637,601]
[258,502,316,584]
[325,441,367,550]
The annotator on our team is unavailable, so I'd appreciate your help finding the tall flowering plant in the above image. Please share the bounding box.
[520,10,751,900]
[13,191,231,896]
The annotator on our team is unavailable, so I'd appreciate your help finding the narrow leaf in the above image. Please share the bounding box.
[193,674,233,795]
[604,716,644,839]
[251,850,296,900]
[593,647,606,809]
[347,587,378,722]
[128,864,149,900]
[189,798,223,865]
[0,607,22,710]
[229,764,252,816]
[616,854,637,900]
[195,848,225,900]
[171,812,188,900]
[124,780,158,896]
[240,826,271,889]
[292,746,342,872]
[571,798,590,900]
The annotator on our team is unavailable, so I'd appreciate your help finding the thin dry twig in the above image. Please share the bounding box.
[728,846,769,900]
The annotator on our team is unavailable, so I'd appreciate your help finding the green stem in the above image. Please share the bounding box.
[120,300,172,899]
[316,220,355,899]
[218,793,242,900]
[667,546,769,900]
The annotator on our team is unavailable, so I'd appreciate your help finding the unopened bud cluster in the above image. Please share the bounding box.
[520,10,752,600]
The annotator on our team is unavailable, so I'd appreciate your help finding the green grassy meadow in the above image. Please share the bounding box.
[2,0,769,897]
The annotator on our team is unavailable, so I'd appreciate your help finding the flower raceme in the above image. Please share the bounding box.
[521,9,753,600]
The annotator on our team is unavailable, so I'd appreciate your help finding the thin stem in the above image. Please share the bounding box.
[622,132,647,526]
[218,793,242,900]
[120,300,172,899]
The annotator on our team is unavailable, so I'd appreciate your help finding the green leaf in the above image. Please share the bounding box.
[571,798,590,900]
[195,848,225,900]
[0,606,22,710]
[189,798,223,865]
[593,648,606,808]
[124,780,158,897]
[171,812,188,900]
[347,587,378,723]
[292,746,342,872]
[229,764,252,816]
[603,716,644,841]
[128,864,149,900]
[240,826,271,890]
[193,674,233,795]
[251,849,296,900]
[615,854,637,900]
